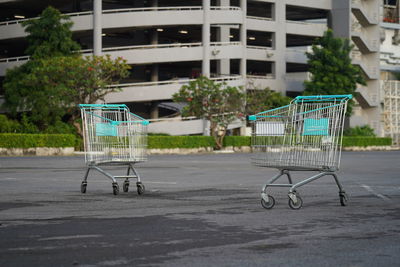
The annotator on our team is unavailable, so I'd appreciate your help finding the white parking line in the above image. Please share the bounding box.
[361,184,390,201]
[38,234,103,241]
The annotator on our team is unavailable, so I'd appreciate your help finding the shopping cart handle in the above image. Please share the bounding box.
[295,95,353,101]
[247,115,257,121]
[142,121,150,126]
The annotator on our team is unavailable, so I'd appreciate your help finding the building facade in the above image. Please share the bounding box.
[0,0,397,137]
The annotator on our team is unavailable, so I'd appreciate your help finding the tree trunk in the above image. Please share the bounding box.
[210,121,222,150]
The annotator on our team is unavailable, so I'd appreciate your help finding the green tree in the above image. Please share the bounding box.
[245,88,291,115]
[3,6,81,130]
[3,6,130,135]
[6,55,130,135]
[172,76,245,149]
[304,29,366,113]
[23,6,80,59]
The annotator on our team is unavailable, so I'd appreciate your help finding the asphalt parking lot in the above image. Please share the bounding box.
[0,151,399,266]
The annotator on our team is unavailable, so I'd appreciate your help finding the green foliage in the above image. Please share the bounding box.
[0,115,21,133]
[304,29,366,114]
[0,114,39,133]
[343,125,376,137]
[145,136,392,148]
[246,88,291,115]
[3,6,80,130]
[23,6,80,59]
[4,54,130,131]
[223,136,251,147]
[148,136,215,149]
[3,6,129,135]
[172,76,245,149]
[342,137,392,147]
[0,134,76,148]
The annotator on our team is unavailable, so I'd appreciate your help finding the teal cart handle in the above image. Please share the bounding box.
[295,95,353,101]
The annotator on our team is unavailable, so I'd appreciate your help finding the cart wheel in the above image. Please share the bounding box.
[123,181,129,193]
[339,192,348,206]
[261,195,275,209]
[288,194,303,210]
[137,183,145,195]
[112,183,119,195]
[80,182,87,194]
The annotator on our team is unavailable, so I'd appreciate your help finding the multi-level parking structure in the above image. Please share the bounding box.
[0,0,383,135]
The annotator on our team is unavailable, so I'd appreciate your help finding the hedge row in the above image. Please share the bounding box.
[148,136,215,149]
[0,134,76,148]
[0,134,392,149]
[342,137,392,147]
[224,136,393,147]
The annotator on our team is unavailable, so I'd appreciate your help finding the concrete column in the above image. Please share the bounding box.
[217,0,230,76]
[150,0,159,82]
[150,102,159,119]
[151,31,159,82]
[93,0,102,56]
[202,0,210,77]
[274,0,286,94]
[240,0,247,78]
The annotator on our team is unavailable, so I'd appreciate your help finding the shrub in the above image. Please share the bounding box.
[342,137,392,147]
[344,125,376,137]
[148,136,215,149]
[0,115,21,133]
[223,136,251,147]
[0,134,76,148]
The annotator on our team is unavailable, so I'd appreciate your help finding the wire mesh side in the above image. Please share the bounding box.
[251,98,348,171]
[80,106,147,164]
[251,105,293,167]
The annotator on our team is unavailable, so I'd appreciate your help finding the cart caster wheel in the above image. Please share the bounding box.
[288,194,303,210]
[81,182,87,194]
[137,182,145,195]
[112,183,119,195]
[339,192,348,206]
[123,181,129,193]
[261,195,275,209]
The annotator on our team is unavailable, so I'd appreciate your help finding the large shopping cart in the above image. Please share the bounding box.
[249,95,352,209]
[79,104,149,195]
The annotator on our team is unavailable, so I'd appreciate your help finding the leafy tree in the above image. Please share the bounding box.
[5,55,130,135]
[23,6,80,59]
[245,88,291,115]
[304,29,366,113]
[3,6,81,130]
[3,6,130,136]
[172,76,245,149]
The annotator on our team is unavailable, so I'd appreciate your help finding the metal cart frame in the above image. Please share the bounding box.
[249,95,352,209]
[79,104,149,195]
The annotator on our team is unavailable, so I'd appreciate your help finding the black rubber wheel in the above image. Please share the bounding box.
[288,195,303,210]
[123,181,129,192]
[261,195,275,209]
[137,183,145,195]
[80,182,87,194]
[339,193,348,206]
[112,183,119,195]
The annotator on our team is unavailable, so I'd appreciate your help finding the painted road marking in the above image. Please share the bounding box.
[361,184,390,201]
[38,234,103,241]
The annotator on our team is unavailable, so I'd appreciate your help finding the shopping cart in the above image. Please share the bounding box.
[249,95,352,209]
[79,104,149,195]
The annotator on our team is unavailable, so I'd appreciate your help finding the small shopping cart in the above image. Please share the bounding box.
[79,104,149,195]
[249,95,352,209]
